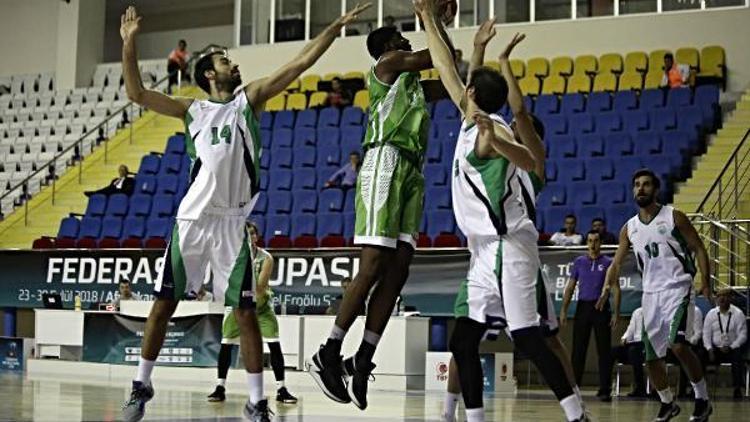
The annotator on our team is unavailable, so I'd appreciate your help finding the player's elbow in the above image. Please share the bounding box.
[125,88,143,104]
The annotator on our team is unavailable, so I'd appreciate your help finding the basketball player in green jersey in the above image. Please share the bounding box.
[307,5,456,411]
[119,4,370,421]
[605,169,713,422]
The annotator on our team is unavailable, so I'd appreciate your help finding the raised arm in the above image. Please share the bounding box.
[120,7,191,119]
[473,110,534,170]
[245,3,371,111]
[467,18,497,86]
[673,210,712,304]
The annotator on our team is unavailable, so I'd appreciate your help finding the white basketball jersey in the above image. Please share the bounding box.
[178,92,261,220]
[451,114,539,239]
[626,205,695,292]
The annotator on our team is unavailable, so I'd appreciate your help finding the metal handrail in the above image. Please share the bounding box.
[696,128,750,218]
[0,44,226,224]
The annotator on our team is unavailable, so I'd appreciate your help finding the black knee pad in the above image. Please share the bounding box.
[449,318,485,359]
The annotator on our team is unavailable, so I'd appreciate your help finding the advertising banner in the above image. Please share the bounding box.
[0,337,24,372]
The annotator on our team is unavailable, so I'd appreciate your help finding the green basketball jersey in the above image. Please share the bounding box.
[363,68,430,159]
[253,247,274,314]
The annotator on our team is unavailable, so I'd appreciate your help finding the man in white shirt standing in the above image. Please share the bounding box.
[611,307,646,397]
[703,288,747,400]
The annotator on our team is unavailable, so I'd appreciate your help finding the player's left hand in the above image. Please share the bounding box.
[473,17,497,47]
[337,2,372,26]
[499,33,526,61]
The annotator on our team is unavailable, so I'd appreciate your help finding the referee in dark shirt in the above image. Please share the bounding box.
[560,230,621,401]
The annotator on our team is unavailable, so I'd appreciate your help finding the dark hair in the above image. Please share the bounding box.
[632,168,661,190]
[592,217,605,225]
[246,221,259,234]
[119,279,130,285]
[664,52,674,60]
[178,39,187,46]
[332,77,342,83]
[367,26,399,59]
[528,113,545,140]
[194,52,221,93]
[586,230,601,239]
[467,67,508,113]
[564,214,577,222]
[349,151,360,157]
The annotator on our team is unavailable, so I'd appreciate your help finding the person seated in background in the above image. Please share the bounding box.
[660,52,693,89]
[112,280,134,310]
[591,217,617,245]
[550,214,583,246]
[703,288,747,400]
[167,39,190,92]
[324,151,360,190]
[610,307,646,397]
[454,49,469,82]
[384,15,396,28]
[325,77,353,108]
[84,164,134,197]
[326,277,365,316]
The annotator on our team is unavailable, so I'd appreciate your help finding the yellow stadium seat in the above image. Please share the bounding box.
[574,55,598,76]
[484,61,501,72]
[550,56,573,77]
[419,69,433,80]
[644,71,663,89]
[599,53,624,75]
[541,75,566,95]
[308,91,328,108]
[430,69,441,79]
[698,45,726,78]
[265,94,286,112]
[527,57,549,78]
[322,72,341,81]
[286,93,307,110]
[343,71,365,81]
[286,78,300,92]
[649,49,671,73]
[676,47,699,69]
[618,71,643,91]
[510,59,525,78]
[566,73,591,94]
[353,90,369,110]
[593,73,618,92]
[624,52,648,74]
[519,75,540,96]
[300,75,321,93]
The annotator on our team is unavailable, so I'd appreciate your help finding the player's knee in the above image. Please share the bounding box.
[510,326,546,359]
[449,319,483,360]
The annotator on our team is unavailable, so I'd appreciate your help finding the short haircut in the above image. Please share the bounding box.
[341,277,352,283]
[716,287,732,296]
[119,279,130,285]
[664,52,674,60]
[332,76,342,83]
[178,39,187,45]
[592,217,605,225]
[194,52,222,93]
[564,214,577,222]
[367,26,399,59]
[349,151,360,157]
[528,113,546,140]
[467,67,508,113]
[632,168,661,190]
[246,221,259,234]
[586,229,601,239]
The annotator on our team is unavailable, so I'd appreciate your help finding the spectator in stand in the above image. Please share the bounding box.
[325,77,353,108]
[167,39,190,92]
[112,279,134,310]
[324,151,360,190]
[610,307,646,397]
[550,214,583,246]
[703,288,747,399]
[84,164,134,197]
[660,52,693,89]
[455,49,469,82]
[384,15,396,28]
[591,217,617,245]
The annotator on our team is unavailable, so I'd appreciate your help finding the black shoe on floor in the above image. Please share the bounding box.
[307,344,350,403]
[653,401,680,422]
[207,385,226,402]
[344,355,376,410]
[689,399,712,422]
[276,386,298,404]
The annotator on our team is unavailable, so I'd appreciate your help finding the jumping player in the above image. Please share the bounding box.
[307,5,455,411]
[118,4,369,421]
[207,222,298,405]
[605,169,713,422]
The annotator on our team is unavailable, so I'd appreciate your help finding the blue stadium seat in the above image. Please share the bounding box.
[317,127,341,146]
[633,132,662,156]
[434,99,459,121]
[260,111,273,130]
[694,85,720,129]
[293,146,316,168]
[544,115,568,135]
[594,112,622,133]
[558,158,585,182]
[543,183,567,206]
[165,135,186,155]
[605,133,634,156]
[316,213,344,238]
[145,218,172,239]
[426,140,442,163]
[260,149,271,170]
[523,96,534,112]
[292,168,317,190]
[122,217,146,240]
[548,135,576,158]
[269,192,292,214]
[138,155,161,175]
[578,134,604,157]
[677,106,703,134]
[320,189,344,212]
[569,114,594,135]
[78,217,102,239]
[569,182,596,205]
[344,189,355,213]
[641,155,673,179]
[101,216,123,239]
[292,214,316,238]
[161,153,182,174]
[252,216,266,239]
[535,212,545,234]
[545,161,558,182]
[651,109,677,131]
[181,155,191,174]
[340,137,361,157]
[134,175,157,195]
[613,90,638,111]
[640,89,665,109]
[587,157,615,181]
[272,128,294,148]
[270,148,293,168]
[152,194,175,217]
[535,95,559,115]
[588,92,612,113]
[252,192,268,215]
[317,145,341,168]
[106,193,129,217]
[426,187,451,210]
[261,129,272,148]
[425,164,447,187]
[598,181,627,205]
[267,215,291,237]
[295,109,317,129]
[437,120,461,142]
[273,110,295,130]
[85,194,107,217]
[293,127,316,147]
[269,170,293,191]
[544,207,575,234]
[157,175,178,195]
[560,93,585,115]
[614,156,643,183]
[666,87,692,108]
[427,210,456,238]
[318,107,341,127]
[57,216,80,239]
[292,190,318,214]
[341,126,364,148]
[623,110,650,134]
[576,206,605,228]
[341,107,364,126]
[343,212,355,239]
[606,204,636,232]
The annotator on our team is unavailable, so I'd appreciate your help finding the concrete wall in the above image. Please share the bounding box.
[229,7,750,92]
[102,25,234,63]
[0,0,59,77]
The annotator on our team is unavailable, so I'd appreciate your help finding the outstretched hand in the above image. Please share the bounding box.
[499,33,526,61]
[120,6,142,42]
[336,2,372,26]
[473,17,497,47]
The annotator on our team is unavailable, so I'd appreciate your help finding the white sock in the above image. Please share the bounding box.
[465,407,484,422]
[363,330,381,347]
[276,380,285,390]
[443,392,460,420]
[329,325,347,341]
[573,385,585,407]
[135,357,155,384]
[691,379,708,400]
[217,378,226,387]
[657,388,674,404]
[247,372,263,405]
[560,394,584,421]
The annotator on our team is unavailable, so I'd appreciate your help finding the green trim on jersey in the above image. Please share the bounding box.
[466,151,510,220]
[453,280,469,318]
[495,241,503,289]
[242,101,262,190]
[669,227,697,277]
[184,111,196,160]
[528,171,545,196]
[169,226,188,297]
[643,326,658,361]
[535,269,548,319]
[668,292,690,343]
[363,69,430,157]
[224,232,251,308]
